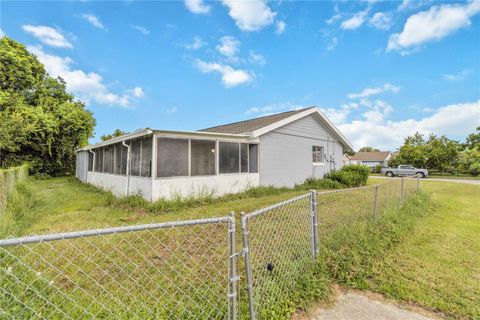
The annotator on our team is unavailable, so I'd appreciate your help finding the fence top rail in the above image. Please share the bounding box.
[0,216,232,247]
[315,184,377,196]
[242,192,311,221]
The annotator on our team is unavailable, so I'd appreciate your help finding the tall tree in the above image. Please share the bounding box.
[465,126,480,149]
[0,37,95,175]
[358,147,380,152]
[100,129,127,142]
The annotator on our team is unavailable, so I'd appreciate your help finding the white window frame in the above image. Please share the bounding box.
[312,145,325,166]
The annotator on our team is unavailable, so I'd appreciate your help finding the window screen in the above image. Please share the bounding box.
[248,144,258,173]
[103,145,114,174]
[88,152,94,172]
[130,140,141,176]
[219,142,239,174]
[191,140,216,176]
[240,143,248,173]
[114,143,122,175]
[121,144,127,175]
[157,138,189,177]
[140,137,152,177]
[94,148,103,172]
[312,146,324,163]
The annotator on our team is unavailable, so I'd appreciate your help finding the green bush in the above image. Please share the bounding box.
[297,178,343,190]
[324,165,370,187]
[469,163,480,176]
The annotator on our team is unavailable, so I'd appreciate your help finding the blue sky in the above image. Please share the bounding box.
[2,0,479,150]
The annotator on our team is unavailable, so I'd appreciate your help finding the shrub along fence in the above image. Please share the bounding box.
[0,165,28,216]
[0,176,420,319]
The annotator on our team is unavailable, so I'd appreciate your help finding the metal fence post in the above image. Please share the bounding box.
[228,211,237,320]
[372,185,379,221]
[240,212,256,320]
[400,177,405,203]
[309,190,319,258]
[416,176,420,192]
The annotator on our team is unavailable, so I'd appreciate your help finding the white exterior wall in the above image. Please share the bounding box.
[152,173,259,200]
[86,172,152,199]
[259,115,345,187]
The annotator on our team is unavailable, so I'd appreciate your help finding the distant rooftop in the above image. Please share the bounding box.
[350,151,392,161]
[199,107,314,134]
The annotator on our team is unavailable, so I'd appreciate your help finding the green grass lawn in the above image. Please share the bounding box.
[366,178,480,319]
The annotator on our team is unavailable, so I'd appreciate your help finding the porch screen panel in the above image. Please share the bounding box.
[104,145,114,174]
[94,148,103,172]
[248,144,258,173]
[219,142,239,174]
[191,140,216,176]
[240,143,248,173]
[140,137,152,177]
[121,143,127,174]
[157,138,189,177]
[130,140,141,176]
[88,152,94,171]
[114,143,122,175]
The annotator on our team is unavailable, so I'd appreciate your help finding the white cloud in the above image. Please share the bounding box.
[131,25,150,35]
[388,1,480,52]
[185,36,206,50]
[0,28,5,38]
[397,0,413,11]
[185,0,210,14]
[222,0,276,32]
[326,13,342,25]
[340,9,369,30]
[28,46,142,108]
[82,14,105,29]
[441,69,473,81]
[195,60,254,88]
[166,107,178,114]
[348,83,400,99]
[216,36,241,59]
[338,101,480,150]
[22,25,73,48]
[249,51,266,66]
[275,20,286,35]
[369,12,392,30]
[326,37,338,51]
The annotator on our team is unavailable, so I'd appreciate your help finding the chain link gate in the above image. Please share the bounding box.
[0,216,237,320]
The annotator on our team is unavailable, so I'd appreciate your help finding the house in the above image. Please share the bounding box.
[75,107,353,200]
[349,151,393,170]
[342,154,351,166]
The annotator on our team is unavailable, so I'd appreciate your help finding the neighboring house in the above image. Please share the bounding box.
[75,107,353,200]
[349,151,393,170]
[342,154,351,166]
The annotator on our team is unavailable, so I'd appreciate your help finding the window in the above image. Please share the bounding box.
[114,143,122,175]
[157,138,189,177]
[248,144,258,173]
[240,143,248,173]
[219,142,240,174]
[88,152,94,172]
[140,137,152,177]
[312,146,324,163]
[191,140,216,176]
[94,147,103,172]
[103,145,114,174]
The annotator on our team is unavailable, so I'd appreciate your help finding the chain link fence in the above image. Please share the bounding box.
[241,176,420,319]
[0,176,419,320]
[0,216,236,320]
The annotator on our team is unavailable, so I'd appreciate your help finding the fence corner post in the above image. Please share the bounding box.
[228,211,237,320]
[416,176,420,192]
[372,185,379,221]
[309,190,319,259]
[240,212,256,320]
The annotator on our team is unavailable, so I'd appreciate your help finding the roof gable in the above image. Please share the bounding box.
[199,107,353,149]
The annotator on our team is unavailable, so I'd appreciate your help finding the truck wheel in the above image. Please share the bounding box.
[416,172,425,178]
[386,171,394,177]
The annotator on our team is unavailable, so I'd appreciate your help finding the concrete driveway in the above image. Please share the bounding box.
[371,176,480,185]
[306,292,439,320]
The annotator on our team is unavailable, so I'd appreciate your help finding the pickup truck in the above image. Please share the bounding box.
[381,165,428,178]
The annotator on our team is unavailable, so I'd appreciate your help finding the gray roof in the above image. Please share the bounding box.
[199,107,315,134]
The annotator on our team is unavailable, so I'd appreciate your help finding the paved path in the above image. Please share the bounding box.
[310,293,437,320]
[371,176,480,185]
